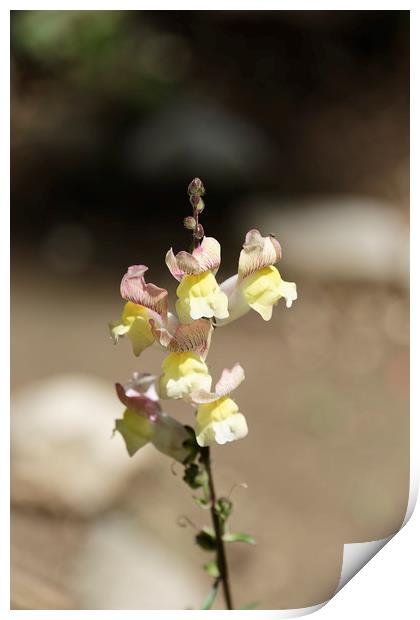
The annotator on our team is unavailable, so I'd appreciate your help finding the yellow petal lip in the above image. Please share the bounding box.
[241,265,297,320]
[159,351,212,400]
[109,301,155,356]
[195,397,248,446]
[176,272,229,323]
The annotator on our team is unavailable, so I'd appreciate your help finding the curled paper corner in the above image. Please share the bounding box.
[335,536,392,593]
[268,470,418,619]
[335,464,418,596]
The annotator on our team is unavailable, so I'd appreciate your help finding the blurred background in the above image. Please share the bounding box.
[11,10,409,610]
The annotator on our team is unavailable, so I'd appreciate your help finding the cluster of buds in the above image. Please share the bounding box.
[110,179,297,457]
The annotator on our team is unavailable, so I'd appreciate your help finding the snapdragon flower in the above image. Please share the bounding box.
[109,265,169,356]
[166,237,229,323]
[115,372,190,462]
[190,363,248,447]
[110,264,215,360]
[218,229,297,324]
[159,351,212,400]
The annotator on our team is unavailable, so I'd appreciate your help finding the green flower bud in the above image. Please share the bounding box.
[184,216,196,230]
[188,177,205,196]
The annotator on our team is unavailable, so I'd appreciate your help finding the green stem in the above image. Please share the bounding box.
[201,446,234,610]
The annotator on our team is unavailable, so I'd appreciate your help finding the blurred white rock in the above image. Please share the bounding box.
[73,513,204,609]
[237,196,409,287]
[11,373,156,515]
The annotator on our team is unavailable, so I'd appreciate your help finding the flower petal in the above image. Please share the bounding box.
[202,414,248,446]
[123,372,160,402]
[215,363,245,397]
[165,237,221,281]
[150,317,214,360]
[159,352,212,400]
[120,265,168,317]
[242,265,297,320]
[238,229,282,280]
[195,396,248,446]
[116,379,161,422]
[109,301,156,357]
[191,363,245,404]
[192,237,221,274]
[114,408,154,456]
[152,412,191,462]
[176,272,229,323]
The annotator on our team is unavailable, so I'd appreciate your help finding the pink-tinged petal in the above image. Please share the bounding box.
[173,250,201,275]
[120,265,168,317]
[165,248,185,281]
[238,229,282,280]
[165,237,221,280]
[191,363,245,404]
[125,372,160,401]
[150,317,213,360]
[214,363,245,397]
[192,237,221,274]
[116,376,161,422]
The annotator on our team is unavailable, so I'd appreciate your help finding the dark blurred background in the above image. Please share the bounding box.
[11,10,409,610]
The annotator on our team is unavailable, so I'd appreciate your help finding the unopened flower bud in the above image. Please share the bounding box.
[193,223,204,239]
[184,216,196,230]
[196,198,205,213]
[188,177,205,196]
[190,194,201,207]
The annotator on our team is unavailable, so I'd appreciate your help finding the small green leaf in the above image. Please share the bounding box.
[203,560,220,578]
[114,409,152,456]
[215,497,233,521]
[201,582,219,610]
[183,463,208,489]
[240,601,260,610]
[196,528,217,551]
[223,532,256,545]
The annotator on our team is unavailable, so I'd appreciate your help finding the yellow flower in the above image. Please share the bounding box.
[217,229,297,325]
[242,265,297,320]
[109,301,155,356]
[115,375,191,462]
[159,351,212,400]
[195,396,248,447]
[176,272,229,323]
[189,363,247,447]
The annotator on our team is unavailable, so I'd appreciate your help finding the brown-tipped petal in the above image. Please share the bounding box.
[173,250,202,275]
[120,265,168,317]
[238,229,282,280]
[165,237,221,281]
[150,318,213,360]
